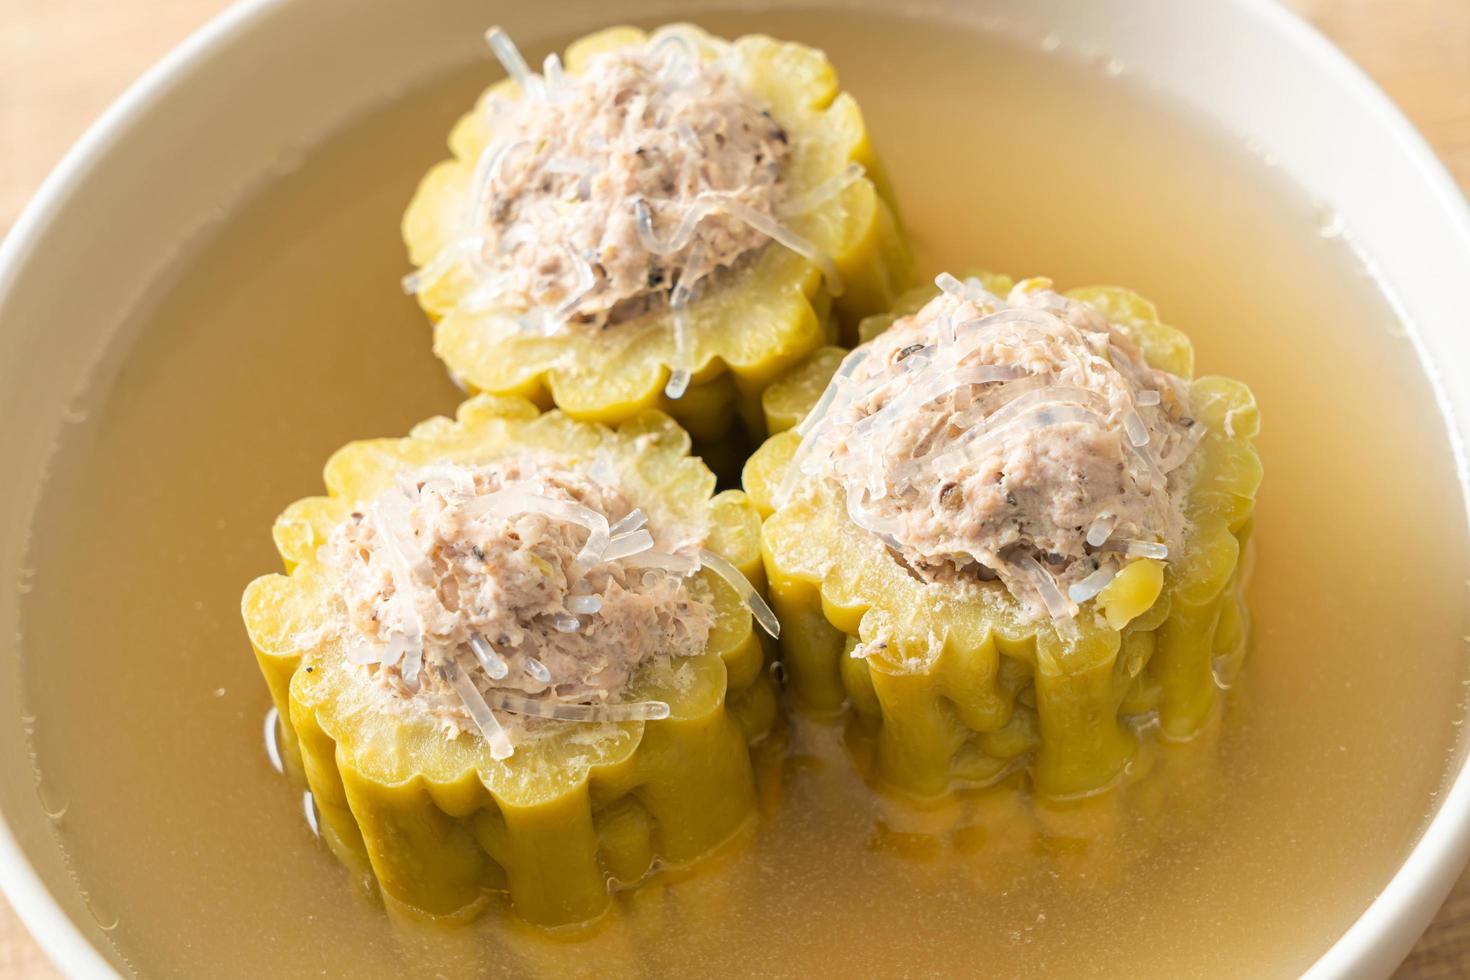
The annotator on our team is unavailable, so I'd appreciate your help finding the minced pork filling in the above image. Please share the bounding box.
[321,457,713,756]
[789,276,1203,626]
[451,34,791,332]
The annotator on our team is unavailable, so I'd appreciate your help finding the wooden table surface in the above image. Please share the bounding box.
[2,0,1469,976]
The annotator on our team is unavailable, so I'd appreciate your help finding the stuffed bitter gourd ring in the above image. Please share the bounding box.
[746,274,1261,800]
[242,395,778,926]
[402,24,911,445]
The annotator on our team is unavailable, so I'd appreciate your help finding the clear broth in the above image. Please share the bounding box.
[18,7,1470,978]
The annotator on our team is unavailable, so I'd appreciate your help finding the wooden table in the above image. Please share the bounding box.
[1,0,1468,976]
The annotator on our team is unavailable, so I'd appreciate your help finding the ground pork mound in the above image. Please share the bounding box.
[795,277,1201,624]
[460,36,790,332]
[322,457,713,750]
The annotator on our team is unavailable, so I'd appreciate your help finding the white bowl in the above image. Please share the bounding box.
[2,0,1468,976]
